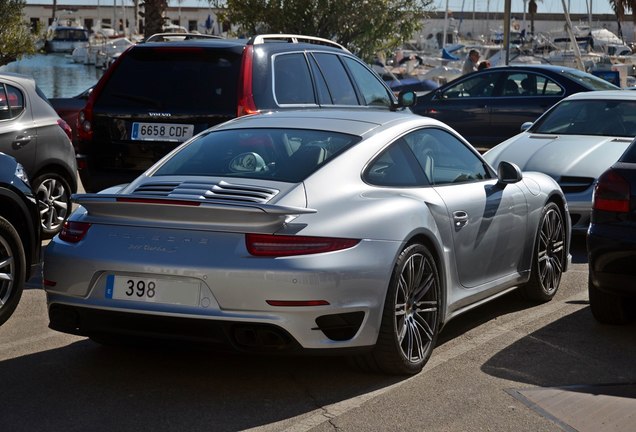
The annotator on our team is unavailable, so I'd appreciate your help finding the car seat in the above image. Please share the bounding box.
[503,79,520,96]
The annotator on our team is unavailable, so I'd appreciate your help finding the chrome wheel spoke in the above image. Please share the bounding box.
[394,250,438,364]
[537,208,564,292]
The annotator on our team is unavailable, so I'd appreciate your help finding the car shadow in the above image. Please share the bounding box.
[0,339,406,431]
[481,307,636,389]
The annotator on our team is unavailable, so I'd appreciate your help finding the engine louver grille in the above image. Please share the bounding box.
[558,176,595,194]
[131,180,279,203]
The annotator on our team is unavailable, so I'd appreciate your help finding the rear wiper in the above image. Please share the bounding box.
[111,92,162,108]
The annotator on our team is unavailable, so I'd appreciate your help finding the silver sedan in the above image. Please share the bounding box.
[483,90,636,232]
[43,110,571,375]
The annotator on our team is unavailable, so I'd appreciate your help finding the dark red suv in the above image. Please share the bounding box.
[76,34,411,192]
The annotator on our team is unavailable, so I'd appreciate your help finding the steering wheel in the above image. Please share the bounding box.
[229,152,268,173]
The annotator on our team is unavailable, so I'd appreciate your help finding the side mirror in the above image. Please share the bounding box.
[397,90,416,108]
[497,161,523,184]
[520,121,533,132]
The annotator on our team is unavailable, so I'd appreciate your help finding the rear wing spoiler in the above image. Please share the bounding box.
[72,194,316,233]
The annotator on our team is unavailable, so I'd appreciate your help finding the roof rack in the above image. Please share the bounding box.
[248,34,349,52]
[144,33,224,43]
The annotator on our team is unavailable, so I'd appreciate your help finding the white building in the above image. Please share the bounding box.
[21,4,633,45]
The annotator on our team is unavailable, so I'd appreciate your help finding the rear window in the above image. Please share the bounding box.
[560,69,620,90]
[152,128,362,182]
[96,47,241,113]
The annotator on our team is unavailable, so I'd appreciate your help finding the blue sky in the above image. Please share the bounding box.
[25,0,615,15]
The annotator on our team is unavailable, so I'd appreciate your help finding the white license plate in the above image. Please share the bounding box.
[131,122,194,142]
[105,274,201,306]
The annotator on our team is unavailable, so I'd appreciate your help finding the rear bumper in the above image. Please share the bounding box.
[47,303,372,355]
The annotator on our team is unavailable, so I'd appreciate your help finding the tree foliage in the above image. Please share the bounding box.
[212,0,433,62]
[0,0,38,66]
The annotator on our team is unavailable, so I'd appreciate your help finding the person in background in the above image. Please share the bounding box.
[478,60,490,71]
[462,49,480,74]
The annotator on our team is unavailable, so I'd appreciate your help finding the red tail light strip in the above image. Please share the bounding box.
[246,233,360,257]
[59,221,91,243]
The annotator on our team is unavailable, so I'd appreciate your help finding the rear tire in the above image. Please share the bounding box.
[352,243,440,375]
[0,216,26,326]
[519,202,565,303]
[588,275,633,325]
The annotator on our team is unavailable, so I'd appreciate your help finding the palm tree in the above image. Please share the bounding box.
[607,0,636,40]
[528,0,541,35]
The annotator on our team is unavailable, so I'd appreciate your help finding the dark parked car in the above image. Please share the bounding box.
[411,64,619,148]
[587,138,636,324]
[74,33,412,192]
[49,86,92,146]
[0,153,41,326]
[0,72,78,237]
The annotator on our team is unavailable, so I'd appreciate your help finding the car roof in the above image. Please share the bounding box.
[0,71,35,86]
[137,34,349,54]
[214,109,438,136]
[560,90,636,100]
[489,64,582,73]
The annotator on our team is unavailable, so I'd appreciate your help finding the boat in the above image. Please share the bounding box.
[44,13,89,54]
[72,36,134,68]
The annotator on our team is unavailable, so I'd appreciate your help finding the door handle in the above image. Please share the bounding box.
[453,211,468,228]
[13,135,32,148]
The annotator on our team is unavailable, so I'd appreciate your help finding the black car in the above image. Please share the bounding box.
[411,64,619,149]
[587,138,636,324]
[75,33,412,193]
[0,153,41,326]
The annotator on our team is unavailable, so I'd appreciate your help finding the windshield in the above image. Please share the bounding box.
[559,70,620,90]
[531,99,636,137]
[153,128,362,182]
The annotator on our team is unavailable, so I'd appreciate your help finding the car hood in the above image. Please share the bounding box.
[484,133,633,178]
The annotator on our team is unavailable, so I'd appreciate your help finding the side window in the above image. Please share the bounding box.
[501,73,525,96]
[402,128,491,185]
[273,53,316,105]
[0,85,9,120]
[441,73,499,99]
[312,53,359,105]
[364,139,427,187]
[308,55,334,105]
[342,56,392,107]
[0,84,24,120]
[536,75,564,96]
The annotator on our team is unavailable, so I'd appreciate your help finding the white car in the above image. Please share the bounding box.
[484,90,636,232]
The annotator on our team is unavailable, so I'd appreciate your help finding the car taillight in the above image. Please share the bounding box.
[77,47,125,142]
[236,45,259,117]
[593,169,630,213]
[57,118,73,141]
[59,221,91,243]
[245,233,359,257]
[77,107,92,141]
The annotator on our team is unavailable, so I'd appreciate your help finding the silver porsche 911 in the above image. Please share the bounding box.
[44,110,571,375]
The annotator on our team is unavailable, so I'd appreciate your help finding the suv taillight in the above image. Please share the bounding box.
[57,118,73,141]
[237,45,259,117]
[593,169,630,213]
[77,46,128,142]
[77,107,92,141]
